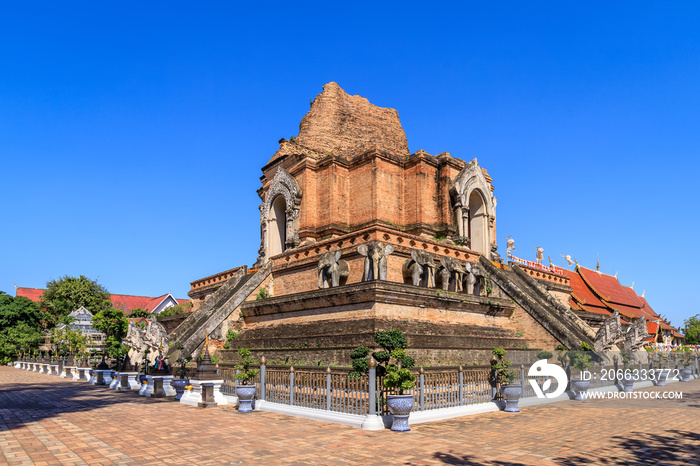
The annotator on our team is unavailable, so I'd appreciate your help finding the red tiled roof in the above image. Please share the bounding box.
[578,267,642,308]
[634,294,663,321]
[562,269,612,316]
[671,330,685,338]
[647,321,659,335]
[15,287,187,314]
[15,287,44,301]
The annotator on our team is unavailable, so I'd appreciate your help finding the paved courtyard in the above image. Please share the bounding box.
[1,367,699,465]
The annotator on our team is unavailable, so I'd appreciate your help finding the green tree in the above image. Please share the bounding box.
[41,275,111,321]
[350,329,415,377]
[0,292,47,364]
[92,308,128,359]
[49,326,88,356]
[158,302,192,318]
[128,308,149,318]
[683,314,700,345]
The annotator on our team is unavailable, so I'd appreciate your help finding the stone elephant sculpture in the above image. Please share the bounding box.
[437,256,466,292]
[318,250,349,288]
[402,249,436,287]
[358,241,394,281]
[464,262,483,295]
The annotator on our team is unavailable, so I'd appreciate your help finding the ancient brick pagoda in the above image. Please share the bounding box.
[169,82,647,366]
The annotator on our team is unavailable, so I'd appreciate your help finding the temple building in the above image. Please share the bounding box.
[172,82,682,365]
[16,287,188,315]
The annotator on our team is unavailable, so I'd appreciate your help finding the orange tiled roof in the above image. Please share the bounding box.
[15,287,187,314]
[562,269,613,316]
[577,267,642,308]
[15,287,44,302]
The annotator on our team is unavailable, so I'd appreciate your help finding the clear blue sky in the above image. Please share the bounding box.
[1,3,698,328]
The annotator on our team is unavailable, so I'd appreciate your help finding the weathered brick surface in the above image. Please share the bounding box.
[3,366,699,465]
[260,83,479,242]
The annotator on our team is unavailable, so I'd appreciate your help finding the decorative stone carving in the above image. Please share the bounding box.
[256,167,302,265]
[358,241,394,281]
[402,250,436,288]
[437,256,465,292]
[490,243,502,263]
[464,262,483,295]
[449,159,497,256]
[506,238,515,258]
[623,316,649,353]
[593,310,624,352]
[124,319,169,367]
[318,250,349,288]
[534,247,544,265]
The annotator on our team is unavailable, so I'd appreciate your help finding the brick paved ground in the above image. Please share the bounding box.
[1,367,699,465]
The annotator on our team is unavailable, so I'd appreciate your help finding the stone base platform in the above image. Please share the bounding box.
[180,379,227,407]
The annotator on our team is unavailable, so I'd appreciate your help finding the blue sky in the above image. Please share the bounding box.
[1,2,698,328]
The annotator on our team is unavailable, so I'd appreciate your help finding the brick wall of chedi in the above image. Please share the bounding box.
[262,82,486,242]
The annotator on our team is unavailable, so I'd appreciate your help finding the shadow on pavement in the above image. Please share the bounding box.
[555,429,700,465]
[0,375,176,429]
[431,429,700,466]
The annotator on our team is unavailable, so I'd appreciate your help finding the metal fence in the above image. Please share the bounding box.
[219,364,492,415]
[217,356,700,415]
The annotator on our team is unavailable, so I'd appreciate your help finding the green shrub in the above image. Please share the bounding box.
[234,348,259,385]
[491,347,516,385]
[537,351,553,361]
[349,330,414,378]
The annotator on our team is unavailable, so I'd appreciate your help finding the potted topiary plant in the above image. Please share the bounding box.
[569,350,592,400]
[620,351,635,393]
[172,345,192,400]
[655,351,670,386]
[676,347,693,382]
[234,348,259,413]
[383,349,416,432]
[492,348,520,412]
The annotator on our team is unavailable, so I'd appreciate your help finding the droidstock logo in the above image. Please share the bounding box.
[528,359,568,399]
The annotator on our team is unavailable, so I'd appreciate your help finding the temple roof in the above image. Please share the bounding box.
[15,287,187,314]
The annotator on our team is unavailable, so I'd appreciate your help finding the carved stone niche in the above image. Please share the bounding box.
[317,250,349,289]
[357,241,394,281]
[256,168,302,265]
[402,250,436,288]
[449,159,497,258]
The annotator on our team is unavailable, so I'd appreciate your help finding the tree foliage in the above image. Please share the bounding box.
[41,275,111,320]
[350,329,415,378]
[49,326,88,356]
[128,308,149,318]
[158,302,191,318]
[0,292,47,364]
[92,307,128,358]
[683,314,700,345]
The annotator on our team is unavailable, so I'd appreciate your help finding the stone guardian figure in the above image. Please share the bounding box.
[358,241,394,281]
[317,250,349,288]
[402,250,436,287]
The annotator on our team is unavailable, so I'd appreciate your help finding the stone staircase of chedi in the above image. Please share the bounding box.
[480,256,595,350]
[166,262,272,360]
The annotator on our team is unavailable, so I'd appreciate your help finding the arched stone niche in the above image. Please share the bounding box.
[449,159,498,258]
[257,168,302,263]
